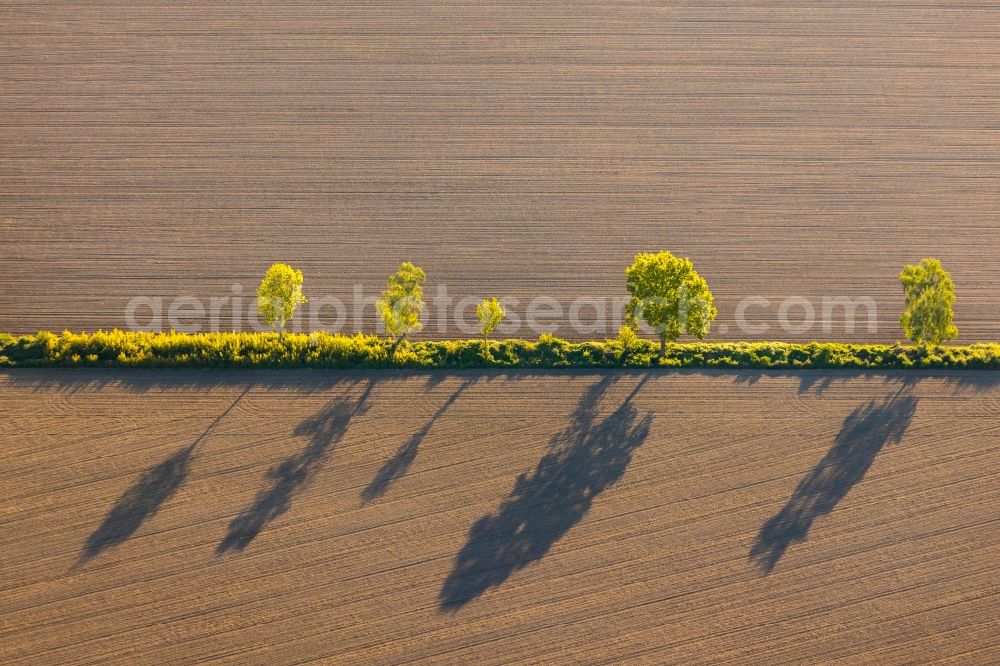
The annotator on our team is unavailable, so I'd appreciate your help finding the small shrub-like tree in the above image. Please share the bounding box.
[899,257,958,346]
[476,297,505,342]
[257,263,306,336]
[616,323,640,361]
[625,251,717,358]
[377,262,426,351]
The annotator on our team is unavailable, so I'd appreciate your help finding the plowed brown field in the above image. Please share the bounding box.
[2,369,998,663]
[4,3,1000,663]
[3,2,1000,339]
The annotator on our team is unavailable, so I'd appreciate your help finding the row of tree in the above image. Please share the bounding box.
[256,253,959,357]
[257,261,505,348]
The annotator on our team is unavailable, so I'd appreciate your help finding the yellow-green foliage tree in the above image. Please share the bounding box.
[616,323,641,360]
[476,297,505,342]
[899,257,958,346]
[625,251,717,358]
[377,262,426,349]
[257,263,306,336]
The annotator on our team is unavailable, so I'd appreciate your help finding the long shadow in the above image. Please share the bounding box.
[6,367,1000,402]
[216,381,374,554]
[362,377,475,503]
[77,387,249,565]
[749,389,918,574]
[439,374,653,611]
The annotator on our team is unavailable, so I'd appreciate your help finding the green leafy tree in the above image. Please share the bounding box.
[476,297,505,342]
[257,263,306,336]
[899,257,958,346]
[625,251,717,358]
[377,262,426,351]
[616,323,640,361]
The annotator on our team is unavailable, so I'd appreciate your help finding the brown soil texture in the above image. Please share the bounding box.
[3,3,1000,340]
[2,369,999,664]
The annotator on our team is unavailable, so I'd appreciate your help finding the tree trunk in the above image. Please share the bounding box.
[659,336,666,359]
[389,333,405,358]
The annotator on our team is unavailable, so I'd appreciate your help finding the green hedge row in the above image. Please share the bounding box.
[2,330,1000,370]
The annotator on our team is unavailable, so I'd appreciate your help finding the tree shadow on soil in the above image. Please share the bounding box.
[362,377,475,503]
[77,387,248,566]
[78,443,195,566]
[216,381,373,554]
[438,374,653,611]
[749,389,918,574]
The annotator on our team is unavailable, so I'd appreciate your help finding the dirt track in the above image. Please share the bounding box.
[2,369,998,663]
[3,2,1000,339]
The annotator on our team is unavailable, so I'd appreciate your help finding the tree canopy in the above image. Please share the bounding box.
[377,261,426,342]
[625,251,717,357]
[899,257,958,346]
[256,262,306,334]
[476,297,505,340]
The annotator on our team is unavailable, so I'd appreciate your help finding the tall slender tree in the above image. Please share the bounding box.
[257,263,306,336]
[899,257,958,346]
[377,262,426,353]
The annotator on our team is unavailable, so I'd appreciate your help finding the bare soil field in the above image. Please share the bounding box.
[1,369,998,664]
[3,2,1000,340]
